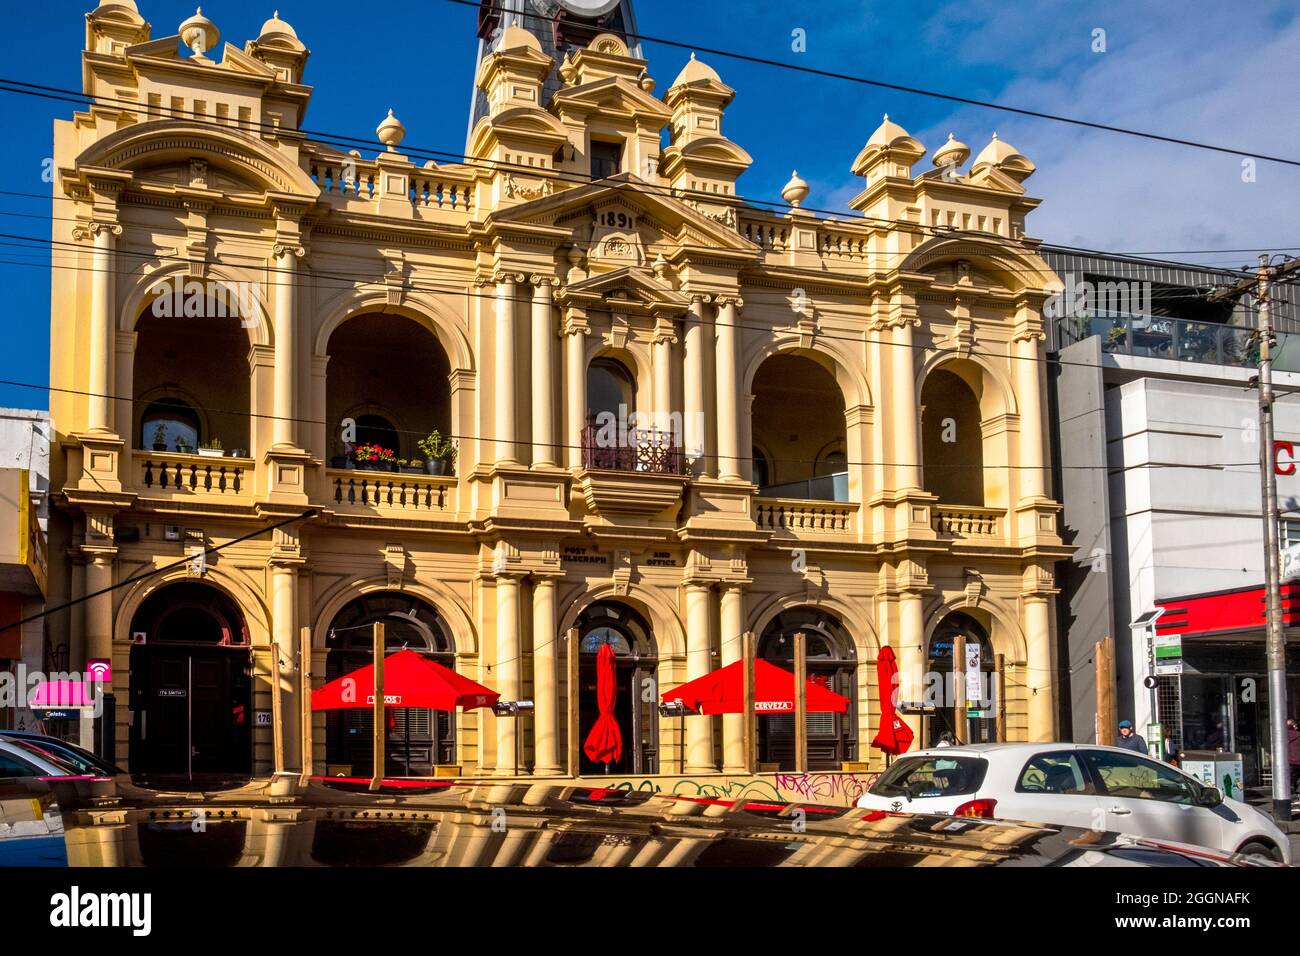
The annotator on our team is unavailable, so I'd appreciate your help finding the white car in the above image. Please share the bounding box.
[856,742,1291,864]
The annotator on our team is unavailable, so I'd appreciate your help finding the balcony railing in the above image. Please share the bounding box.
[1056,314,1259,369]
[757,471,849,503]
[135,451,251,502]
[931,505,1004,538]
[580,424,685,475]
[755,498,858,535]
[329,469,453,515]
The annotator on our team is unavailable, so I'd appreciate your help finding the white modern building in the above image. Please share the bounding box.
[1048,250,1300,790]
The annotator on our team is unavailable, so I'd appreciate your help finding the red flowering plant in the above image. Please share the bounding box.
[353,443,397,468]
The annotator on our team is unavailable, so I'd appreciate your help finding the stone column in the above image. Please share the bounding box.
[897,590,926,743]
[714,297,743,481]
[1023,592,1055,742]
[270,560,301,770]
[891,311,921,493]
[531,576,561,774]
[563,308,590,469]
[1014,303,1047,500]
[494,573,524,775]
[272,240,304,449]
[529,277,557,467]
[719,583,746,773]
[82,221,121,434]
[682,295,709,473]
[652,317,677,436]
[683,582,716,773]
[84,552,115,673]
[494,273,521,466]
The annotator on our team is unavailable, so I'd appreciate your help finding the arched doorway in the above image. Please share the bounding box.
[751,354,848,500]
[927,612,997,746]
[758,608,857,770]
[324,593,456,776]
[574,601,658,774]
[127,582,252,779]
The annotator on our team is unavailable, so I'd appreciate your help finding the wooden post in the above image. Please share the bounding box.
[793,631,808,773]
[269,644,285,774]
[994,653,1007,743]
[566,627,580,777]
[742,631,756,774]
[299,627,312,784]
[370,622,385,792]
[952,634,966,745]
[1096,636,1117,746]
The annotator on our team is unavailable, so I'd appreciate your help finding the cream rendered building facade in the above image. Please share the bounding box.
[48,0,1069,779]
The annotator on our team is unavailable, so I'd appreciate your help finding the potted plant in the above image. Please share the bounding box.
[417,430,457,476]
[175,434,195,455]
[226,446,247,458]
[151,423,167,452]
[353,442,397,471]
[198,438,224,458]
[329,446,351,469]
[399,458,425,475]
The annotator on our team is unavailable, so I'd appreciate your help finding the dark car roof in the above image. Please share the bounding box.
[0,732,122,775]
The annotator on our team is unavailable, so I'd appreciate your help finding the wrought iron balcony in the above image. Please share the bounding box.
[580,423,685,476]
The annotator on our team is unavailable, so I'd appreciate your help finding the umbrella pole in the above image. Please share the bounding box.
[370,622,385,792]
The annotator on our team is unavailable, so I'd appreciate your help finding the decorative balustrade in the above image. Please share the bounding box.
[409,172,474,212]
[740,215,787,252]
[931,505,1004,538]
[819,229,871,262]
[329,469,453,514]
[306,151,474,218]
[755,497,858,536]
[580,424,685,475]
[136,452,250,500]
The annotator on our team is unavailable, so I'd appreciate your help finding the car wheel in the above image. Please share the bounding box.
[1237,840,1279,862]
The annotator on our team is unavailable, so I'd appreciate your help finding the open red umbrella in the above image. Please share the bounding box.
[660,659,849,714]
[870,645,914,755]
[312,649,499,712]
[583,643,623,766]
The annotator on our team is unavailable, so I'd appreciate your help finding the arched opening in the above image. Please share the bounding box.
[758,608,857,770]
[132,292,251,455]
[127,582,252,780]
[587,357,636,422]
[926,611,997,747]
[751,354,848,501]
[324,593,457,776]
[921,368,984,505]
[574,601,658,774]
[326,314,451,469]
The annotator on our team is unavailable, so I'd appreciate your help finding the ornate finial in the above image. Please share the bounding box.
[781,170,810,208]
[377,108,405,150]
[179,6,220,61]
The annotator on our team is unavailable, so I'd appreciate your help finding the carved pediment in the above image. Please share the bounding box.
[551,76,672,124]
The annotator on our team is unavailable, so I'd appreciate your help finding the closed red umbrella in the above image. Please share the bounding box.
[871,645,914,755]
[583,643,623,767]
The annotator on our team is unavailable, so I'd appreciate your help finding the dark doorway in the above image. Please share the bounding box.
[127,583,252,781]
[758,608,857,770]
[325,593,457,777]
[575,602,658,775]
[927,612,997,746]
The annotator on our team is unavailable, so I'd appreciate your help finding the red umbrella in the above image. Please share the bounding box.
[312,649,499,712]
[870,645,914,755]
[660,658,849,715]
[583,643,623,766]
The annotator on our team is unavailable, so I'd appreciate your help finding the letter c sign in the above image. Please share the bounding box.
[1275,440,1296,476]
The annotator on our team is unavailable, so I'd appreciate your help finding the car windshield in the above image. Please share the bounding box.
[6,738,84,775]
[871,755,988,798]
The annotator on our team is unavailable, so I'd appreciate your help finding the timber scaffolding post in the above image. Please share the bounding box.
[370,622,385,792]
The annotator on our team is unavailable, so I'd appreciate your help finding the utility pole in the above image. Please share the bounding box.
[1213,254,1300,823]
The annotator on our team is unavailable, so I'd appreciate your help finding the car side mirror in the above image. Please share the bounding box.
[1198,786,1223,808]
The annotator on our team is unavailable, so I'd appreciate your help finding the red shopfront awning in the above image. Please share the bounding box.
[1155,581,1300,639]
[312,649,500,712]
[661,659,849,716]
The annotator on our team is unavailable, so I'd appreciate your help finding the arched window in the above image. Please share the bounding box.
[587,358,636,423]
[325,593,456,775]
[921,368,984,505]
[758,608,857,771]
[141,398,200,452]
[574,602,657,774]
[353,413,400,458]
[927,612,997,746]
[752,447,771,489]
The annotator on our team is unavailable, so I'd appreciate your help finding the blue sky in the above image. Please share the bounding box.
[2,0,1298,410]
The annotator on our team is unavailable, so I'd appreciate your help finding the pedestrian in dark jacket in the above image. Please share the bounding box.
[1117,719,1148,754]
